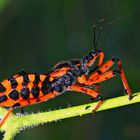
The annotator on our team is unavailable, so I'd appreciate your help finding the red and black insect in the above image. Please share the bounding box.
[0,26,133,127]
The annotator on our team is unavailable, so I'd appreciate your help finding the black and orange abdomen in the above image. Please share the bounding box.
[0,72,59,108]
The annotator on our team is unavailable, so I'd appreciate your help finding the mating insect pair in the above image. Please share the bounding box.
[0,25,133,127]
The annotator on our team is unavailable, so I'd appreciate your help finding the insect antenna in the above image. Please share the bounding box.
[95,26,103,49]
[101,14,131,28]
[93,18,104,50]
[92,14,131,50]
[93,24,96,50]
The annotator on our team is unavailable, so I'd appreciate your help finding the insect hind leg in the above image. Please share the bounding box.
[0,108,13,127]
[67,85,104,113]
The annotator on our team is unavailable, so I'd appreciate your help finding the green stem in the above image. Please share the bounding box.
[0,92,140,140]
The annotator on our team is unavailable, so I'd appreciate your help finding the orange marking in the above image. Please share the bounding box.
[88,71,114,84]
[50,67,70,77]
[49,77,54,82]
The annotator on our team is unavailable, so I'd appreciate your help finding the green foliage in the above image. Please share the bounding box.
[0,0,9,12]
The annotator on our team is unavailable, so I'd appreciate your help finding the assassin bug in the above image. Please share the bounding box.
[0,25,133,127]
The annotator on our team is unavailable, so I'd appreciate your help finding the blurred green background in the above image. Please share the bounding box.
[0,0,140,140]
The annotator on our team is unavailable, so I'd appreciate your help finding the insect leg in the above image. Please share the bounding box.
[86,58,132,99]
[0,108,13,127]
[77,69,113,85]
[87,57,115,81]
[78,70,116,90]
[88,70,119,84]
[78,58,132,99]
[81,59,115,87]
[77,59,110,85]
[67,85,103,112]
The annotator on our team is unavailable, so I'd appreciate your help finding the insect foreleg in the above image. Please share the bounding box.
[79,58,133,100]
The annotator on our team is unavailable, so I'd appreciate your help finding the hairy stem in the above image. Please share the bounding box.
[0,92,140,140]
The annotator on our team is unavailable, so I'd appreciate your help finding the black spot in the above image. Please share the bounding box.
[41,85,48,94]
[12,103,21,108]
[19,71,30,86]
[9,90,19,100]
[111,57,116,62]
[20,88,30,99]
[42,75,50,84]
[31,86,40,98]
[0,95,7,103]
[41,82,54,95]
[129,95,135,100]
[0,83,6,92]
[8,77,18,89]
[54,84,63,92]
[85,106,91,110]
[33,74,40,85]
[41,77,53,95]
[41,84,51,95]
[97,70,102,74]
[112,57,120,62]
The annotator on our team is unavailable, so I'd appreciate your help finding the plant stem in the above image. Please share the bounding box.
[0,92,140,140]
